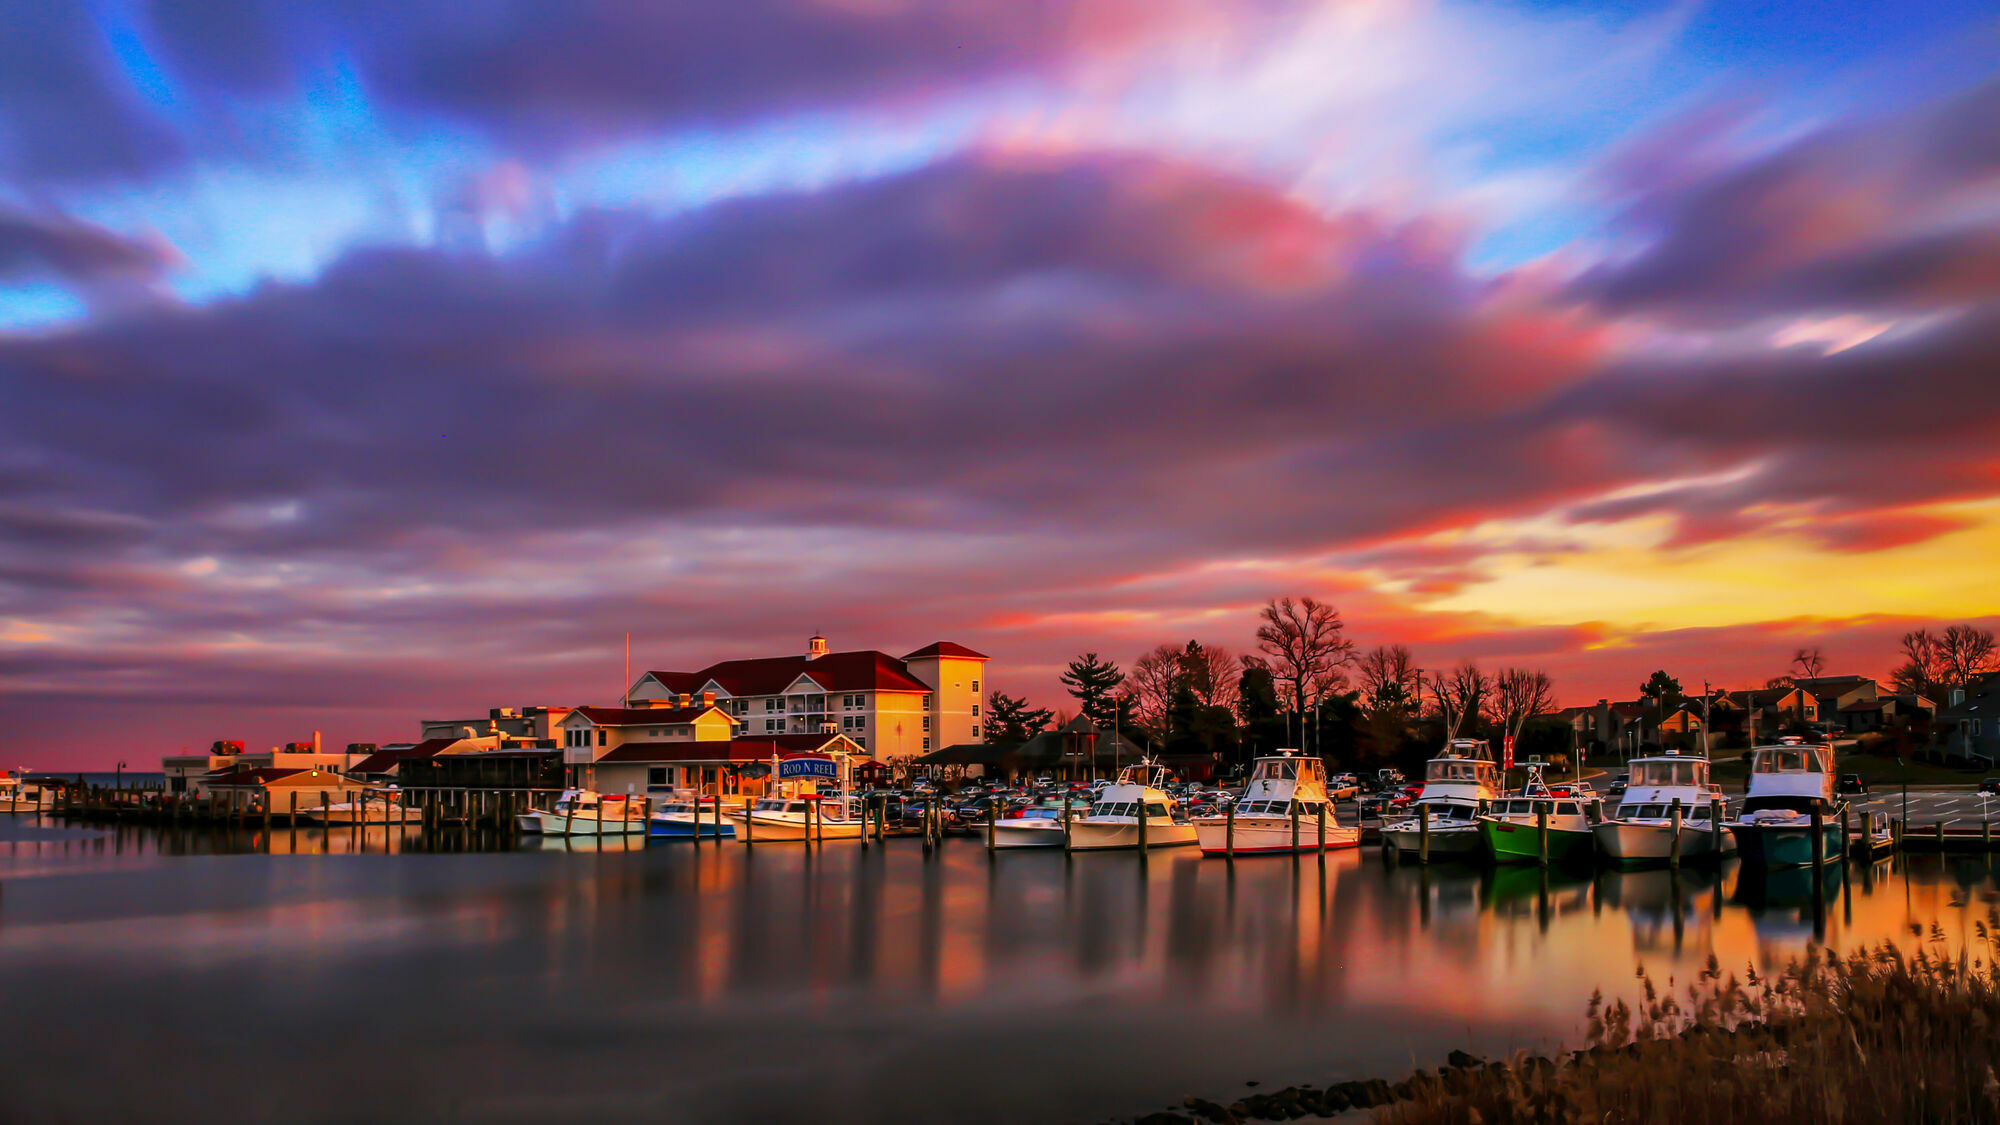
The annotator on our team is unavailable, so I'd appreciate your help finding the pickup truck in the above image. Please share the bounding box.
[1326,773,1361,800]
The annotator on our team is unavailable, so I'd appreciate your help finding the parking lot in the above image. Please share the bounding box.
[1851,786,2000,826]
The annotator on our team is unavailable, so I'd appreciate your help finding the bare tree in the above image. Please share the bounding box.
[1427,661,1488,741]
[1892,629,1945,703]
[1357,644,1421,719]
[1255,596,1356,730]
[1182,642,1241,714]
[1938,624,1997,689]
[1490,668,1556,760]
[1128,643,1186,741]
[1791,647,1825,683]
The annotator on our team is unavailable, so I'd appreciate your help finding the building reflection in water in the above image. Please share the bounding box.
[0,820,1996,1125]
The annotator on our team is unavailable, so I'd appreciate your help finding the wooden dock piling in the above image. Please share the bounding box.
[1669,799,1682,870]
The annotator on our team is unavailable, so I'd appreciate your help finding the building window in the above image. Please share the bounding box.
[764,699,778,712]
[650,729,662,737]
[597,729,607,746]
[854,736,866,748]
[971,703,979,716]
[648,768,668,786]
[922,694,932,709]
[922,737,930,751]
[971,724,980,738]
[972,680,979,693]
[922,716,931,732]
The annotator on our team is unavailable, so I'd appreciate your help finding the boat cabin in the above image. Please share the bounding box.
[1425,758,1497,786]
[1485,796,1602,823]
[1629,755,1709,789]
[1742,742,1837,814]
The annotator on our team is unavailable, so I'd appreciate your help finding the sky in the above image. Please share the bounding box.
[3,0,1999,767]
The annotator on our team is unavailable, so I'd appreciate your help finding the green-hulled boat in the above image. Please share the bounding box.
[1478,793,1603,864]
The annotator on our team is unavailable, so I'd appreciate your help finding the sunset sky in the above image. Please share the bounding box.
[3,0,1998,766]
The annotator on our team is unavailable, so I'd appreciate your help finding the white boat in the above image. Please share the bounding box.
[1065,761,1199,851]
[730,794,866,841]
[1195,751,1359,855]
[517,789,649,836]
[1726,740,1845,868]
[729,749,867,842]
[990,797,1090,848]
[0,770,54,813]
[648,793,736,839]
[1593,752,1734,864]
[302,793,423,824]
[1381,739,1501,857]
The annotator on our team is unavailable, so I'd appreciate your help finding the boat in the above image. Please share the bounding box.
[1726,740,1845,868]
[729,750,867,842]
[1592,752,1734,865]
[1381,739,1501,858]
[0,770,54,813]
[1065,761,1199,851]
[990,796,1089,849]
[516,789,649,836]
[648,793,736,839]
[1478,766,1603,864]
[301,789,423,824]
[1194,751,1359,855]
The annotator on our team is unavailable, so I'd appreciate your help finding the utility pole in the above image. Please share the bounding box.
[1702,680,1713,758]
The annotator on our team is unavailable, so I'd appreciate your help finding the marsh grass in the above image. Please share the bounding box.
[1379,916,2000,1125]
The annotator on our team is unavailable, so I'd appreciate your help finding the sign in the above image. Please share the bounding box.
[778,755,839,780]
[1502,735,1515,771]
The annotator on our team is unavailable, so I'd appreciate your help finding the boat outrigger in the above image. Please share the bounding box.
[1477,765,1603,864]
[1381,739,1501,858]
[1727,739,1845,869]
[1194,751,1359,855]
[1592,751,1734,865]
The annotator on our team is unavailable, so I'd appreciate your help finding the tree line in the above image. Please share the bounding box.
[982,596,1563,771]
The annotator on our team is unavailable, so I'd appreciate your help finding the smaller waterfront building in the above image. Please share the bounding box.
[202,766,367,809]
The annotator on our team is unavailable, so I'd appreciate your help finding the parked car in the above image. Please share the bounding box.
[1836,773,1869,795]
[1606,779,1627,798]
[1980,777,2000,796]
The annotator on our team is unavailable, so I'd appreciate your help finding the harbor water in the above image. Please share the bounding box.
[0,816,1993,1124]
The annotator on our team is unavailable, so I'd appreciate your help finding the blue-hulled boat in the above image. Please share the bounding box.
[1726,740,1844,869]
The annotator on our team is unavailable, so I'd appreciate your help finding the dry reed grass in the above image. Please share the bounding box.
[1378,916,2000,1125]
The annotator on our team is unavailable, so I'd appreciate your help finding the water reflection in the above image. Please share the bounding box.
[0,823,1993,1125]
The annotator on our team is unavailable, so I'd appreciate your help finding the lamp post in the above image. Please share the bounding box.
[115,759,127,789]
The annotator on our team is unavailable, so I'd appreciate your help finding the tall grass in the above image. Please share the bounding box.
[1380,917,2000,1125]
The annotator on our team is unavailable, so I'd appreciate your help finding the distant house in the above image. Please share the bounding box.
[1838,693,1935,733]
[1719,686,1819,740]
[202,766,366,810]
[1935,672,2000,763]
[1557,700,1661,756]
[1792,676,1880,730]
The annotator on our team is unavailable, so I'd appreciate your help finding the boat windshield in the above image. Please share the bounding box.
[1426,760,1490,783]
[1021,808,1059,820]
[1091,801,1138,818]
[1754,746,1828,772]
[1631,759,1706,787]
[1253,759,1299,782]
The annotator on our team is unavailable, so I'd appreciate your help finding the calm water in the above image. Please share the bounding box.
[1,817,1994,1124]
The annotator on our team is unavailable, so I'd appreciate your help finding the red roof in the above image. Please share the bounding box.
[573,705,727,727]
[205,767,307,787]
[643,650,931,696]
[902,641,990,661]
[598,740,770,764]
[351,740,453,775]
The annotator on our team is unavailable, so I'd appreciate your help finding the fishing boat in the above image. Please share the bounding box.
[729,751,866,841]
[517,789,649,836]
[647,793,736,839]
[0,770,54,813]
[1194,751,1359,855]
[1592,752,1734,865]
[1726,740,1845,868]
[302,788,422,824]
[1065,760,1198,851]
[1381,739,1501,858]
[990,796,1088,849]
[1477,766,1603,864]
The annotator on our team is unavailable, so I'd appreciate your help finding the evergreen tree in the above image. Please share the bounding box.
[1060,652,1126,729]
[985,691,1053,744]
[1234,662,1287,764]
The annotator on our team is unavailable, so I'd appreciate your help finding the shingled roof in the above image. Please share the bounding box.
[641,650,932,696]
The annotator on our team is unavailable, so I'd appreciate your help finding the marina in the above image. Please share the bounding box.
[0,808,1993,1125]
